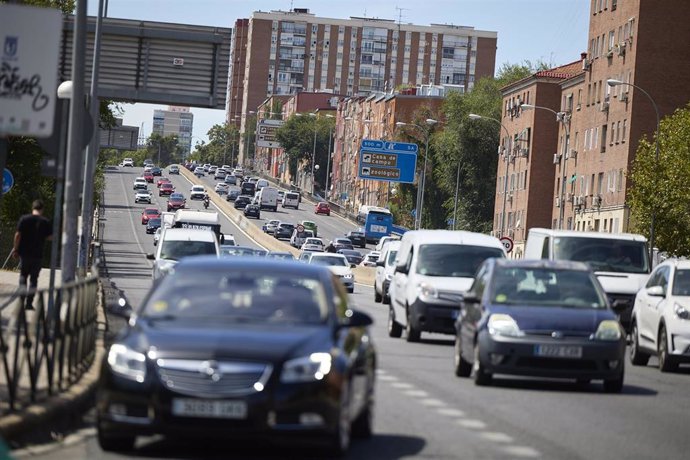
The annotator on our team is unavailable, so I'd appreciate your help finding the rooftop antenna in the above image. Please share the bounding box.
[393,6,409,90]
[290,0,294,11]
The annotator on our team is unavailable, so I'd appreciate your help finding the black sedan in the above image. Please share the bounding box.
[244,203,261,219]
[345,231,366,248]
[96,258,376,454]
[338,249,363,266]
[151,167,162,176]
[145,218,161,234]
[454,259,626,392]
[274,223,295,240]
[234,195,252,209]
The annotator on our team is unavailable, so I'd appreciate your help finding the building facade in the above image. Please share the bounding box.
[230,8,497,162]
[495,0,690,253]
[152,106,194,157]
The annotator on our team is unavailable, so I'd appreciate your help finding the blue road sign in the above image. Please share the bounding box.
[2,168,14,194]
[358,139,418,183]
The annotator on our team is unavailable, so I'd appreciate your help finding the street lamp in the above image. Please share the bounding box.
[342,116,353,206]
[396,118,438,229]
[520,103,571,230]
[468,113,511,235]
[244,110,255,168]
[324,114,335,201]
[607,78,660,262]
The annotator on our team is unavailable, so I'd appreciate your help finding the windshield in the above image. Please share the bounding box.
[160,240,217,261]
[143,271,329,324]
[552,237,649,274]
[145,209,159,215]
[312,255,348,267]
[305,239,322,245]
[672,269,690,296]
[192,187,205,192]
[170,194,184,200]
[416,244,505,277]
[491,266,607,309]
[148,218,161,226]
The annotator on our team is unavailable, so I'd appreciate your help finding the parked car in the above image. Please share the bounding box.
[332,238,354,251]
[315,201,331,216]
[122,157,134,167]
[274,222,296,240]
[262,219,281,235]
[159,182,174,196]
[190,185,207,200]
[630,259,690,372]
[146,218,162,234]
[234,195,252,209]
[134,189,152,204]
[167,193,186,212]
[169,165,180,174]
[338,249,363,266]
[453,258,626,392]
[244,203,261,219]
[300,220,318,238]
[345,230,366,248]
[360,251,381,267]
[307,253,355,293]
[141,208,161,225]
[374,241,401,304]
[96,257,375,454]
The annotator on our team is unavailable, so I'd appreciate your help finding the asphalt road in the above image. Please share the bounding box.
[11,166,690,459]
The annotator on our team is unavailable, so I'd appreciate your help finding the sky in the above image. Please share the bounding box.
[90,0,590,146]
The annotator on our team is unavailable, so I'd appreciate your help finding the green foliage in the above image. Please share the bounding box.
[194,123,240,166]
[145,133,184,166]
[629,103,690,256]
[3,0,75,13]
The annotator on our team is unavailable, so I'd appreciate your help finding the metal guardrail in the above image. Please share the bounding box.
[0,275,100,415]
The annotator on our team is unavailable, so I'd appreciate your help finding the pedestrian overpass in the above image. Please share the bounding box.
[60,15,232,109]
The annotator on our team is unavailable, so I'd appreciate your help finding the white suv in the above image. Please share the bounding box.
[374,240,400,304]
[147,228,219,280]
[190,185,207,200]
[630,259,690,372]
[122,157,134,167]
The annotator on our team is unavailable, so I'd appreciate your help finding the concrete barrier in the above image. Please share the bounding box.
[179,168,375,286]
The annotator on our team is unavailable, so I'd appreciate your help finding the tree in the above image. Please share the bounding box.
[628,103,690,256]
[146,133,183,166]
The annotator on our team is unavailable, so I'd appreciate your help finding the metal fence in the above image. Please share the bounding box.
[0,275,100,415]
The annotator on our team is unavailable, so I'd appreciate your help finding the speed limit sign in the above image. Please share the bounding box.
[296,224,305,233]
[499,236,514,254]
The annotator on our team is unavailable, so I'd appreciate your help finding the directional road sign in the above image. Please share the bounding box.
[358,139,418,183]
[2,168,14,194]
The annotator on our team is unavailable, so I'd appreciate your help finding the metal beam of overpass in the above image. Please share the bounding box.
[59,15,231,109]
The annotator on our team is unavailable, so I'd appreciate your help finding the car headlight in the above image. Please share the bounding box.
[280,353,332,383]
[418,282,438,299]
[385,273,393,281]
[108,344,146,382]
[487,314,524,337]
[594,320,622,341]
[674,303,690,320]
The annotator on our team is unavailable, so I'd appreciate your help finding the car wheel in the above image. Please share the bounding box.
[97,423,135,452]
[454,336,472,377]
[374,288,382,303]
[327,381,351,456]
[405,307,421,342]
[387,307,403,338]
[472,343,492,386]
[658,326,678,372]
[603,363,624,393]
[629,321,650,366]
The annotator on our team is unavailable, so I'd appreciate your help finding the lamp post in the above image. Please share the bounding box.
[342,116,353,206]
[520,103,571,230]
[244,110,255,168]
[468,114,511,236]
[607,78,660,263]
[324,114,335,201]
[395,119,438,229]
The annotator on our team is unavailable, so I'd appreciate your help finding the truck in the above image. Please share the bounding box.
[255,186,278,211]
[172,209,226,244]
[524,228,652,333]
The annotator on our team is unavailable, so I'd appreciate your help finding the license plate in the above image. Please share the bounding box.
[171,399,248,419]
[534,345,583,359]
[371,225,387,233]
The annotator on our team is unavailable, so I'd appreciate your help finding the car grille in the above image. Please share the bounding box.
[156,359,272,398]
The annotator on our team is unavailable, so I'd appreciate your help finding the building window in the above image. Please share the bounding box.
[622,119,627,142]
[616,121,621,143]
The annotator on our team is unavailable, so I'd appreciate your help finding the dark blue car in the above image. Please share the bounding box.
[454,259,626,392]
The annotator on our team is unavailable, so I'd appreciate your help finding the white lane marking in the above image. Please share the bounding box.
[480,432,514,443]
[501,446,542,458]
[419,398,445,407]
[436,408,466,417]
[390,382,415,389]
[403,389,429,398]
[377,375,398,381]
[455,419,488,430]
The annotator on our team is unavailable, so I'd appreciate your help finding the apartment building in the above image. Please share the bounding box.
[496,0,690,252]
[230,7,497,162]
[152,106,194,157]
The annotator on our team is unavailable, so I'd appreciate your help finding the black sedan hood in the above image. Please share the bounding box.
[127,318,333,363]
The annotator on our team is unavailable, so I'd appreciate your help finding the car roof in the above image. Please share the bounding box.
[175,256,331,277]
[312,252,347,259]
[528,227,647,242]
[658,258,690,269]
[335,238,352,242]
[401,230,504,250]
[161,228,216,242]
[493,258,592,271]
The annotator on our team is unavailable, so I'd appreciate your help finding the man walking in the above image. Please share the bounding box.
[12,200,52,309]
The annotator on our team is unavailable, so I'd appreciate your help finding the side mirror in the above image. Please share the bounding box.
[645,285,665,297]
[376,260,385,267]
[395,264,409,275]
[146,253,155,260]
[339,309,373,328]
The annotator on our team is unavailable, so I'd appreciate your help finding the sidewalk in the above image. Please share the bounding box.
[0,268,60,292]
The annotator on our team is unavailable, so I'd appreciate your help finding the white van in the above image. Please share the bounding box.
[282,191,300,209]
[524,228,651,333]
[388,230,506,342]
[255,186,278,211]
[374,240,401,305]
[147,228,219,280]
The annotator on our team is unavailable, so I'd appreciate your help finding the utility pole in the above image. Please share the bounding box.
[61,0,87,283]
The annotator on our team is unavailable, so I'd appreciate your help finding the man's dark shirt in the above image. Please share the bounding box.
[17,214,52,259]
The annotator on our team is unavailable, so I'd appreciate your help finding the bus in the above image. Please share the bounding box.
[360,206,393,243]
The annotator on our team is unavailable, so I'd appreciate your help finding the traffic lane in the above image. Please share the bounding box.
[195,172,376,253]
[159,169,261,249]
[352,286,690,460]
